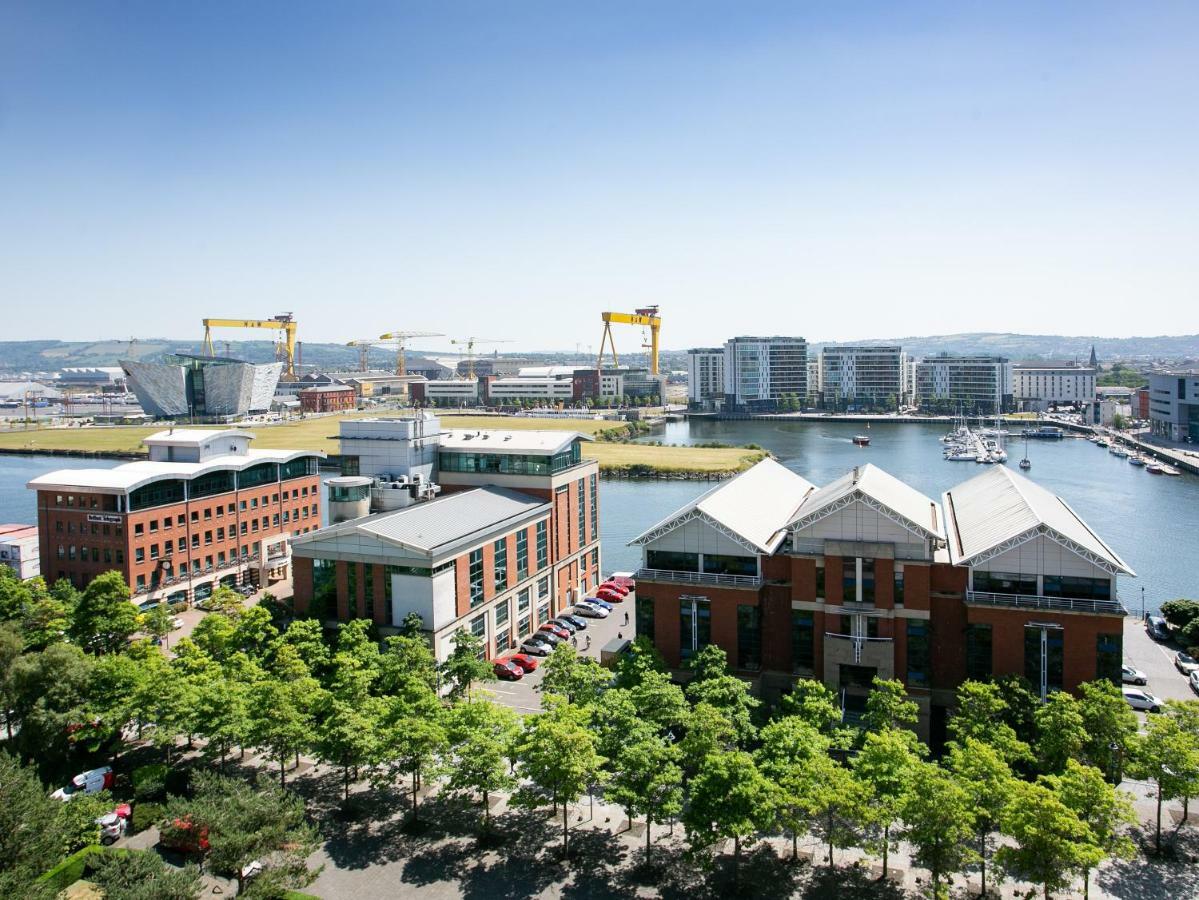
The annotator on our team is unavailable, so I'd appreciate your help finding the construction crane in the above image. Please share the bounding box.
[597,306,662,375]
[346,339,381,373]
[450,337,513,379]
[377,331,444,377]
[202,313,298,379]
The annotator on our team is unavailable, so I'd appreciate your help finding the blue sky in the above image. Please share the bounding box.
[1,2,1196,350]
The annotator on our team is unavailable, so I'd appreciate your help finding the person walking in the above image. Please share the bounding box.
[623,611,629,626]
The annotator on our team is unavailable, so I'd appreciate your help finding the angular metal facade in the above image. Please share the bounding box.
[121,358,282,419]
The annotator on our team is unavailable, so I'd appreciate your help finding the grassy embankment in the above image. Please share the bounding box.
[0,411,766,477]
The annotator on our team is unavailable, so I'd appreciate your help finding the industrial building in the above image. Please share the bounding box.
[122,354,282,420]
[1148,370,1199,442]
[722,336,808,411]
[819,345,906,411]
[1012,361,1096,412]
[28,428,323,604]
[291,413,602,661]
[631,460,1131,740]
[0,525,40,580]
[58,367,127,388]
[913,355,1012,414]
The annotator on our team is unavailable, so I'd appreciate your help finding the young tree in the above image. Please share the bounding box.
[440,629,494,701]
[804,752,869,868]
[380,690,448,823]
[195,672,250,771]
[1075,680,1138,781]
[539,643,611,706]
[949,680,1032,766]
[514,698,605,853]
[679,701,737,776]
[1035,691,1088,774]
[70,571,138,654]
[378,633,438,695]
[607,732,684,864]
[141,601,174,649]
[276,617,331,676]
[88,849,203,900]
[755,715,829,860]
[901,761,977,899]
[996,779,1093,900]
[946,737,1015,898]
[445,700,519,832]
[1128,710,1199,854]
[205,584,246,619]
[612,635,667,689]
[248,678,311,787]
[1046,760,1136,900]
[189,613,237,662]
[20,589,72,651]
[627,669,688,735]
[685,660,759,746]
[853,727,924,877]
[862,677,918,733]
[684,749,775,884]
[0,622,23,740]
[779,679,845,734]
[231,604,279,660]
[314,696,381,801]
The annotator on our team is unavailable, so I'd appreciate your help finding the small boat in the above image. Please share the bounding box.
[1019,436,1031,470]
[1128,455,1145,467]
[852,435,870,446]
[1095,438,1110,448]
[1146,464,1163,474]
[1109,445,1129,458]
[1160,464,1181,476]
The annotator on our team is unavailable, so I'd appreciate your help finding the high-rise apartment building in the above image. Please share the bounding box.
[686,348,725,410]
[914,355,1013,414]
[722,336,807,411]
[1012,362,1096,412]
[820,346,906,411]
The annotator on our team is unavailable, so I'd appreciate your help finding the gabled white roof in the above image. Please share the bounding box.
[942,466,1133,575]
[630,458,816,554]
[439,429,591,455]
[788,463,945,541]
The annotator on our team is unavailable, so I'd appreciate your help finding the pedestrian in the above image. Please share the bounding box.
[623,611,629,625]
[617,632,622,640]
[571,635,577,647]
[585,635,591,651]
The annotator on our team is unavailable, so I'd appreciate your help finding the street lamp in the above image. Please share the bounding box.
[1142,586,1146,621]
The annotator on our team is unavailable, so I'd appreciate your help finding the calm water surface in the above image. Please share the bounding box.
[2,421,1195,615]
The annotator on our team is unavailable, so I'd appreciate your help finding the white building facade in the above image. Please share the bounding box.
[820,346,906,410]
[723,336,808,411]
[686,348,725,409]
[914,355,1013,414]
[1013,363,1096,412]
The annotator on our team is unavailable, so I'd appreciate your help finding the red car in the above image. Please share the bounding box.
[608,574,636,590]
[594,587,625,603]
[493,660,524,681]
[599,581,629,597]
[539,623,571,641]
[505,653,539,673]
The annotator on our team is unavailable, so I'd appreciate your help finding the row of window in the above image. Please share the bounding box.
[58,545,124,564]
[56,520,123,537]
[131,490,316,535]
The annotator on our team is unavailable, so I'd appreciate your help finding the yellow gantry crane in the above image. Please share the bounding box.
[202,313,298,379]
[450,337,513,379]
[377,331,444,376]
[597,306,662,375]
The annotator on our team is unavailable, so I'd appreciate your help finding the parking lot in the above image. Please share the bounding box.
[1122,614,1197,709]
[487,591,637,715]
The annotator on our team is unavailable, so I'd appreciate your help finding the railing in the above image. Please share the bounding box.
[635,567,762,588]
[824,631,893,664]
[966,590,1126,615]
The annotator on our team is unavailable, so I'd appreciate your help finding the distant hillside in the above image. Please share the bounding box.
[809,333,1199,362]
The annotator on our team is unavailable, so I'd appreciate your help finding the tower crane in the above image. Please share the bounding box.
[597,306,662,375]
[377,331,444,377]
[450,337,513,380]
[202,313,298,379]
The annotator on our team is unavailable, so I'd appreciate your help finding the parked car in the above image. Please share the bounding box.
[582,597,614,611]
[599,580,629,596]
[558,614,588,631]
[1146,615,1169,641]
[550,617,579,635]
[52,766,114,801]
[1121,664,1148,685]
[519,639,553,657]
[573,604,608,619]
[493,660,524,681]
[170,617,185,630]
[1175,652,1199,675]
[1190,670,1199,695]
[1122,687,1163,713]
[594,587,625,603]
[237,585,257,597]
[538,624,570,641]
[607,573,637,590]
[96,803,132,844]
[506,652,539,673]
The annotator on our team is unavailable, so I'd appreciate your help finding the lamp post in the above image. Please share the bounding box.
[1142,586,1146,621]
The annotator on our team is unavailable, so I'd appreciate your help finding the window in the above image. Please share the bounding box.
[577,478,586,546]
[893,570,905,606]
[679,597,711,661]
[636,595,654,640]
[516,530,529,578]
[646,550,699,572]
[792,610,814,671]
[134,547,144,562]
[841,614,879,638]
[149,544,159,560]
[469,548,484,606]
[134,523,144,536]
[517,589,532,635]
[471,615,487,641]
[204,530,213,545]
[57,545,65,559]
[535,521,547,570]
[149,519,158,533]
[538,576,549,599]
[536,599,551,625]
[965,624,992,680]
[702,554,756,577]
[313,558,336,611]
[815,563,825,598]
[364,564,374,620]
[496,599,510,629]
[494,539,507,587]
[347,562,358,613]
[906,620,929,686]
[861,559,875,603]
[589,474,598,541]
[1043,575,1111,602]
[974,571,1038,596]
[737,604,761,671]
[1024,624,1064,699]
[1097,633,1122,685]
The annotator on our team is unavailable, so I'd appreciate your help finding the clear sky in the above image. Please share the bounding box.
[1,1,1196,351]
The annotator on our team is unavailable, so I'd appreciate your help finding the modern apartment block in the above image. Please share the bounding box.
[0,524,40,580]
[1147,370,1199,442]
[1012,362,1096,412]
[28,429,323,603]
[632,460,1131,739]
[291,415,601,660]
[914,355,1013,414]
[820,346,906,410]
[722,336,808,411]
[687,348,725,410]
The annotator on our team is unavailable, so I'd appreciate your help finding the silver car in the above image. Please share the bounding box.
[1121,664,1147,685]
[1122,687,1163,713]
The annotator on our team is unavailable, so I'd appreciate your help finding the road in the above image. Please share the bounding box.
[1123,614,1197,706]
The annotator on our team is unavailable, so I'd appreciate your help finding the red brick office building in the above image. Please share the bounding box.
[299,384,357,413]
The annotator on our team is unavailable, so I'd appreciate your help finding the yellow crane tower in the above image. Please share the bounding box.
[597,306,662,375]
[377,331,444,377]
[346,339,380,373]
[202,313,298,379]
[450,337,513,379]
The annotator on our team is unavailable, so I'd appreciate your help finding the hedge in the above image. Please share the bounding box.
[37,845,108,895]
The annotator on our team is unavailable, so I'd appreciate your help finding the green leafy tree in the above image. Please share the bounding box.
[901,761,977,899]
[679,701,737,776]
[141,602,174,649]
[440,629,494,701]
[205,584,245,619]
[1075,680,1138,780]
[231,605,279,660]
[805,753,869,868]
[949,680,1033,766]
[398,610,426,637]
[21,589,72,651]
[992,675,1041,746]
[627,669,688,735]
[685,653,759,746]
[612,635,667,689]
[540,643,611,706]
[997,779,1095,900]
[0,753,72,896]
[1046,761,1136,900]
[947,737,1015,897]
[1128,709,1199,854]
[189,614,237,662]
[755,715,829,860]
[314,696,381,801]
[444,700,519,832]
[514,698,605,852]
[378,634,438,695]
[380,689,448,822]
[0,567,30,621]
[1035,691,1088,774]
[608,732,684,863]
[276,618,331,676]
[1160,599,1199,631]
[853,727,924,877]
[591,687,642,763]
[166,772,319,896]
[249,678,312,788]
[684,749,775,884]
[88,849,203,900]
[194,672,250,770]
[778,678,846,734]
[8,642,94,774]
[0,622,26,740]
[862,677,918,733]
[70,571,138,654]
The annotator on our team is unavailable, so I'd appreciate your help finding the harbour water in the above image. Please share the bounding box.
[1,419,1195,615]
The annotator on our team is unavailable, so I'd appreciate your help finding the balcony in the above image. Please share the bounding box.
[824,631,894,665]
[635,567,762,588]
[965,590,1126,616]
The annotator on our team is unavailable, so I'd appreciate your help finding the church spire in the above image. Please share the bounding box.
[1089,344,1098,368]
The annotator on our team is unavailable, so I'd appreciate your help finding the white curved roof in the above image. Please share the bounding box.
[440,429,591,455]
[942,465,1133,575]
[788,463,945,541]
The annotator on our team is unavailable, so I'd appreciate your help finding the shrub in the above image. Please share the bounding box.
[132,802,165,834]
[1160,599,1199,630]
[132,764,168,801]
[37,845,105,895]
